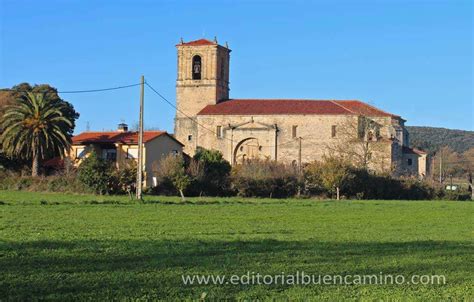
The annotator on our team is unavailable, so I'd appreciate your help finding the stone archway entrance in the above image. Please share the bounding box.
[234,138,262,164]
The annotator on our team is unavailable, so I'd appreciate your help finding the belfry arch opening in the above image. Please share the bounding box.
[192,55,202,80]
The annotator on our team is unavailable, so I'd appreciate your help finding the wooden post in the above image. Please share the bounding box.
[274,124,278,161]
[136,75,145,200]
[298,137,302,174]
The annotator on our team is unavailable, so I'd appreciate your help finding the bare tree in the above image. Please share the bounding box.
[431,146,465,182]
[461,147,474,200]
[326,115,391,172]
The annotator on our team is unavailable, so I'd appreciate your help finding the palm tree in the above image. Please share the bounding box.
[0,92,73,176]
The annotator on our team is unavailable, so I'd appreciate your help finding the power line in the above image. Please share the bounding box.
[144,81,227,140]
[58,83,141,94]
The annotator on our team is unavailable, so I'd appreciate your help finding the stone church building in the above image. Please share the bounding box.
[174,38,427,177]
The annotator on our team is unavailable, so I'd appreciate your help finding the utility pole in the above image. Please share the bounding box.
[136,75,145,200]
[298,137,302,174]
[439,152,443,184]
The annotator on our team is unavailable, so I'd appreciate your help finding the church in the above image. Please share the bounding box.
[174,38,427,177]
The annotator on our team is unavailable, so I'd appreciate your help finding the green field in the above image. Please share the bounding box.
[1,190,473,300]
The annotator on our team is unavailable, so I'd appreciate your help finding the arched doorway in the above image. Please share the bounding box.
[234,138,263,164]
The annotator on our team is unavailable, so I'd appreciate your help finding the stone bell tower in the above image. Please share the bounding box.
[174,37,231,155]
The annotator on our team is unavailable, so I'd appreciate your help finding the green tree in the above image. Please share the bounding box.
[153,155,190,201]
[173,166,191,202]
[305,156,355,200]
[192,148,231,196]
[6,83,78,135]
[1,92,74,176]
[77,151,113,195]
[112,160,137,198]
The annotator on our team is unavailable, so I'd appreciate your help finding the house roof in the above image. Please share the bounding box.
[197,99,399,117]
[177,38,216,47]
[403,146,428,155]
[72,131,184,146]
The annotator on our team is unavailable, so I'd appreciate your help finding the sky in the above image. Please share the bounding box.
[0,0,472,133]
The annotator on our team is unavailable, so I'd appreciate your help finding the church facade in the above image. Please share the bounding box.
[174,38,427,177]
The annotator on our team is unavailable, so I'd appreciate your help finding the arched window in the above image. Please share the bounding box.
[192,55,201,80]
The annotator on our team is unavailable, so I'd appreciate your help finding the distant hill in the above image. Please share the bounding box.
[407,126,474,154]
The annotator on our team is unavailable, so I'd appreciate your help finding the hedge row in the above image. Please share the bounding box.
[1,150,471,200]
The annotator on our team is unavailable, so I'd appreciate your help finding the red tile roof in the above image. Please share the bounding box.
[197,99,398,117]
[72,131,183,145]
[177,38,216,47]
[334,101,399,117]
[403,146,428,155]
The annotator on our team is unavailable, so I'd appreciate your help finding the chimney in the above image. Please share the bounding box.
[117,123,128,132]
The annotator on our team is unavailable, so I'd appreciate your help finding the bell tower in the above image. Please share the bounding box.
[174,38,231,155]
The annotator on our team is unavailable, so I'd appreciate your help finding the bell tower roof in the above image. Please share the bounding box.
[177,38,216,47]
[177,38,231,51]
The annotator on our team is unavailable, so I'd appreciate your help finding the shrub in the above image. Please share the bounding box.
[110,160,137,196]
[0,152,28,172]
[15,177,33,190]
[188,148,231,196]
[151,155,190,200]
[436,186,471,201]
[0,169,90,193]
[77,151,114,195]
[0,170,17,190]
[231,159,300,198]
[47,176,70,192]
[304,157,355,199]
[304,157,438,200]
[348,171,436,200]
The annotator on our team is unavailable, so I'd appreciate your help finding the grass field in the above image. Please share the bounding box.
[1,190,473,300]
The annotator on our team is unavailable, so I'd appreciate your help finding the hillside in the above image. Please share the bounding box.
[407,126,474,154]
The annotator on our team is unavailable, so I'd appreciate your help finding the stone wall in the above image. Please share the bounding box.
[194,114,397,171]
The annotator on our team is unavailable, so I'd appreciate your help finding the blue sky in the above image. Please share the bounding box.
[1,0,472,132]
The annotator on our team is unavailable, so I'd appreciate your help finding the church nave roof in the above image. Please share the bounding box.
[197,99,399,118]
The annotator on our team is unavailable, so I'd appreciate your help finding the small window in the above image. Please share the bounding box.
[126,148,138,159]
[192,55,201,80]
[407,158,413,166]
[188,135,193,141]
[216,126,223,138]
[331,125,337,138]
[292,125,298,138]
[102,149,117,161]
[75,147,86,159]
